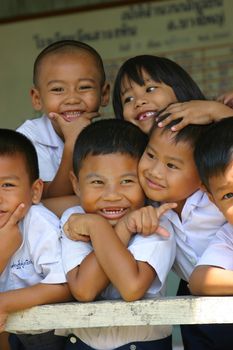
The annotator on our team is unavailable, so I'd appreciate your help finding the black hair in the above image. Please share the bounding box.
[113,55,205,120]
[194,117,233,191]
[150,113,208,150]
[33,39,106,87]
[73,119,148,176]
[0,129,39,184]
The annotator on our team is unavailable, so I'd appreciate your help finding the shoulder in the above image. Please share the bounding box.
[60,206,85,226]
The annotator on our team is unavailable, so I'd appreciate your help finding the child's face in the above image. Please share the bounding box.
[31,51,109,133]
[207,160,233,224]
[138,128,201,214]
[120,70,177,134]
[0,154,42,228]
[70,153,145,226]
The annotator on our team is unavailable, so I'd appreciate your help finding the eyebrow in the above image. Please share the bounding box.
[0,175,20,181]
[47,78,96,86]
[147,145,184,165]
[85,172,138,179]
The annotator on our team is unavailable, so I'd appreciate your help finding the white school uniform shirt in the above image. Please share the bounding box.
[161,190,226,282]
[57,206,176,349]
[0,203,66,292]
[197,222,233,269]
[17,115,64,181]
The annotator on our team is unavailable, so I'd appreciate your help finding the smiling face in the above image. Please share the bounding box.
[138,128,201,214]
[70,153,145,226]
[120,69,177,134]
[0,153,42,228]
[31,50,109,138]
[207,160,233,224]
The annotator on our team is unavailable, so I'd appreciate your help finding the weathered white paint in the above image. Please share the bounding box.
[6,296,233,333]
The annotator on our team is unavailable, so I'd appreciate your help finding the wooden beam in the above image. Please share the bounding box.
[5,296,233,333]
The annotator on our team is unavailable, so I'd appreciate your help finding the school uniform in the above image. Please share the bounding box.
[163,190,233,350]
[58,206,176,350]
[2,204,67,350]
[17,115,63,181]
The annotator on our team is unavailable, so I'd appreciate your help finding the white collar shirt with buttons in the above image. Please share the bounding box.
[17,115,63,181]
[163,190,226,281]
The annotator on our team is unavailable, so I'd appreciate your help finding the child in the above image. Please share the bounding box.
[17,40,110,199]
[0,129,71,350]
[190,117,233,297]
[58,119,177,350]
[112,54,233,134]
[112,54,205,134]
[137,119,233,350]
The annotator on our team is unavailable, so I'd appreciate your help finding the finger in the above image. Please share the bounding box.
[7,203,25,226]
[157,202,177,218]
[48,112,61,120]
[156,225,170,237]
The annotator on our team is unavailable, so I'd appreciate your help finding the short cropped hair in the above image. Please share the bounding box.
[151,114,208,149]
[0,129,39,183]
[194,117,233,191]
[113,55,205,120]
[73,119,148,176]
[33,39,106,87]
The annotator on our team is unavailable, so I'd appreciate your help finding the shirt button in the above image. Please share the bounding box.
[70,336,77,344]
[130,345,136,350]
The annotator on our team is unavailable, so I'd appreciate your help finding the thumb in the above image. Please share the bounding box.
[157,202,177,218]
[7,203,25,226]
[156,225,170,238]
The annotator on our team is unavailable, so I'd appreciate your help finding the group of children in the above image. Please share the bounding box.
[1,39,233,350]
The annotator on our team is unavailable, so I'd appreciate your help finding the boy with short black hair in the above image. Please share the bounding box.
[0,129,71,350]
[138,118,233,350]
[58,119,176,350]
[17,39,110,199]
[190,117,233,296]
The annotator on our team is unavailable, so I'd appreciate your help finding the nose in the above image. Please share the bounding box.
[148,161,164,180]
[102,184,123,201]
[135,94,147,108]
[65,89,81,105]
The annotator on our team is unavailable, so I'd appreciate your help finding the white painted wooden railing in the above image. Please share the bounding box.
[5,296,233,333]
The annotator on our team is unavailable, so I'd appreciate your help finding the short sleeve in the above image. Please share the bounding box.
[197,222,233,270]
[25,205,66,284]
[60,206,93,274]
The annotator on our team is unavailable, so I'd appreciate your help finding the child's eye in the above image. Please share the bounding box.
[79,85,94,91]
[123,96,133,104]
[222,192,233,200]
[121,179,134,184]
[146,86,156,93]
[51,87,64,92]
[167,163,178,170]
[2,183,15,188]
[146,151,155,159]
[91,180,104,185]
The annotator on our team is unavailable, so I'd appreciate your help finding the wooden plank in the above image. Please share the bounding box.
[5,296,233,333]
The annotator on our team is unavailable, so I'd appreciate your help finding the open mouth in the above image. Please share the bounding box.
[62,111,83,122]
[100,207,128,219]
[136,111,158,121]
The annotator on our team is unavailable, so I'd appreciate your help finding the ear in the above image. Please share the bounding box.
[69,171,80,197]
[100,82,110,107]
[31,179,43,204]
[200,184,214,203]
[30,87,42,111]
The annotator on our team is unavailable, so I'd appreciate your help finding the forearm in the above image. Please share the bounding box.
[0,283,72,313]
[42,195,80,217]
[90,219,154,300]
[42,143,74,198]
[189,265,233,295]
[67,253,110,302]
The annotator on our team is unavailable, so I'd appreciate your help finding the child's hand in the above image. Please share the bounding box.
[0,203,25,245]
[63,213,102,242]
[156,100,233,131]
[0,312,7,333]
[49,112,99,143]
[217,90,233,108]
[122,202,177,237]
